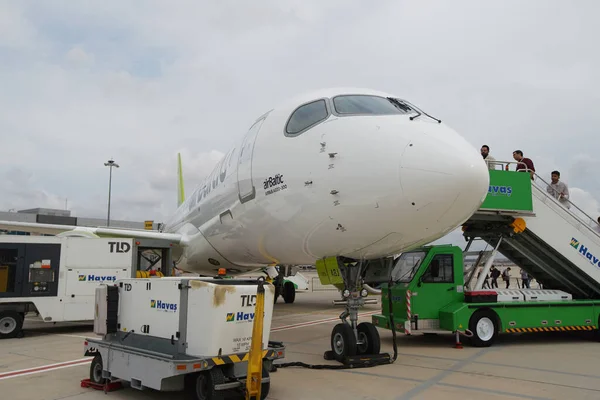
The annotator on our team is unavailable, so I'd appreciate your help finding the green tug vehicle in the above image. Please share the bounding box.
[370,165,600,347]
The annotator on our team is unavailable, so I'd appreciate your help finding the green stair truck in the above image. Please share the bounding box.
[370,164,600,347]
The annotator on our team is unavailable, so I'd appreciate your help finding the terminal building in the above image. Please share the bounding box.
[0,208,159,235]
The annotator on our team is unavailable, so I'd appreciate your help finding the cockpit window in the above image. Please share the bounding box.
[285,99,329,135]
[333,95,416,115]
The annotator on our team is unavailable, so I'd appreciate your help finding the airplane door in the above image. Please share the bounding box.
[237,116,267,203]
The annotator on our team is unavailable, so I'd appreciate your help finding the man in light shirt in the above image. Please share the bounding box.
[546,170,570,209]
[481,145,496,170]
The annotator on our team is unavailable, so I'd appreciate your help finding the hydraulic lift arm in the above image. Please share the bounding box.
[246,277,266,400]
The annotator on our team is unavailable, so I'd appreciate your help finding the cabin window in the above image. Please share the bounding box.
[285,99,329,135]
[420,254,454,283]
[333,95,414,115]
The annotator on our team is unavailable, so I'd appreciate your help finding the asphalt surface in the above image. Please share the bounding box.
[1,286,600,399]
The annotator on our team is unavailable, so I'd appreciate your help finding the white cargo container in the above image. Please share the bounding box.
[0,235,175,338]
[112,277,275,357]
[85,277,285,399]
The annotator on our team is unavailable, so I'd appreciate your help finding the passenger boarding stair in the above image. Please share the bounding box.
[464,167,600,299]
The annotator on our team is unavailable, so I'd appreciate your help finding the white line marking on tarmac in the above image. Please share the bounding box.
[271,310,378,332]
[2,309,381,380]
[0,358,92,380]
[55,334,90,339]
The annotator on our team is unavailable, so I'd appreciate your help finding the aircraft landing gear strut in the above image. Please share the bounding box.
[271,267,296,304]
[324,258,383,364]
[274,258,398,371]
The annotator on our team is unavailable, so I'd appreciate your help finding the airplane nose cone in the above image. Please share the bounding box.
[399,130,489,232]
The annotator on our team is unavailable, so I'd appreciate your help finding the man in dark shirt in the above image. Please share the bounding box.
[512,150,535,180]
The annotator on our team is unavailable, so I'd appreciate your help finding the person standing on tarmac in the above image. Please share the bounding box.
[520,268,530,289]
[477,268,491,288]
[490,266,500,288]
[502,267,512,289]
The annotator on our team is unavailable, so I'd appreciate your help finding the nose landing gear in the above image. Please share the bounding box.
[319,257,390,366]
[275,257,398,372]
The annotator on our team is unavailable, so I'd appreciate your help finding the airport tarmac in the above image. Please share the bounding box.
[2,289,600,400]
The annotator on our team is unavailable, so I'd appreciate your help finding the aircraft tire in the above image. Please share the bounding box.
[282,281,295,304]
[331,323,357,362]
[356,322,381,355]
[0,310,23,339]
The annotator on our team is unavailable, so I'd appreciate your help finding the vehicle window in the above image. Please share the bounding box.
[333,95,415,115]
[285,99,328,135]
[391,251,426,283]
[420,254,454,283]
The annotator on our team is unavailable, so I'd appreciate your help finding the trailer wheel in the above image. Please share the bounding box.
[195,367,225,400]
[469,310,498,347]
[282,281,295,304]
[356,322,381,355]
[89,354,107,385]
[260,364,270,400]
[331,323,357,361]
[0,311,23,339]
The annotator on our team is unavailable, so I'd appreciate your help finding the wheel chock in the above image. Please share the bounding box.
[344,353,393,367]
[322,351,392,367]
[80,379,122,392]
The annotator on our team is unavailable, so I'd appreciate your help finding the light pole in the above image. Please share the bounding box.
[104,158,119,227]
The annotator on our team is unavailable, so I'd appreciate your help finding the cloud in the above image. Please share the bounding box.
[0,0,598,238]
[65,46,95,67]
[570,187,600,224]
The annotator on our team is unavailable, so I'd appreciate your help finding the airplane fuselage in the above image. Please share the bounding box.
[161,88,489,275]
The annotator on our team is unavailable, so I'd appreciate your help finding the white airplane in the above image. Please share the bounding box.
[0,87,490,359]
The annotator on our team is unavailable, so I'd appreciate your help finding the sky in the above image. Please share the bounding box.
[1,0,599,250]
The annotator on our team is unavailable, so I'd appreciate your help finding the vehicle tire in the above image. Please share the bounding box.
[356,322,381,355]
[0,310,23,339]
[260,364,270,400]
[195,367,225,400]
[282,281,295,304]
[593,315,600,342]
[89,354,107,385]
[331,323,357,361]
[469,310,498,347]
[274,284,280,304]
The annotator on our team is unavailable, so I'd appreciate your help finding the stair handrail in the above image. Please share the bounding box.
[487,160,600,238]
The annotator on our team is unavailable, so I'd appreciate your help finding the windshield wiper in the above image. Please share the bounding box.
[395,258,422,282]
[388,97,442,124]
[387,97,413,114]
[411,108,441,124]
[407,100,441,124]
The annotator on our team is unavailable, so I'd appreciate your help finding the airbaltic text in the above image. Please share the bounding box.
[264,174,287,195]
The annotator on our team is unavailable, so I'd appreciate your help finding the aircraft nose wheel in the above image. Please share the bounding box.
[356,322,381,355]
[330,323,357,361]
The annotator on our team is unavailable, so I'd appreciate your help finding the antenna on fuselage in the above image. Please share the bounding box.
[177,153,185,207]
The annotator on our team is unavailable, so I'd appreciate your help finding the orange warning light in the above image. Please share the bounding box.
[218,268,226,276]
